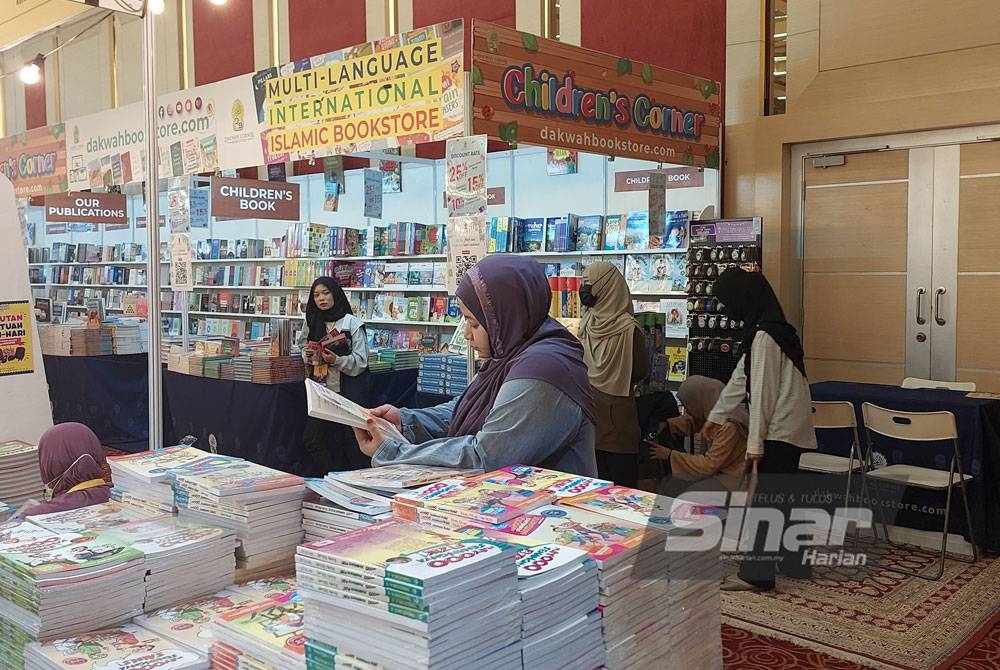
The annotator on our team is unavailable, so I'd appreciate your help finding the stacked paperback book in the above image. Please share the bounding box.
[36,325,75,356]
[417,354,468,397]
[296,520,522,670]
[0,440,43,506]
[110,319,149,354]
[210,593,306,670]
[0,520,147,665]
[69,327,114,356]
[229,355,306,384]
[169,455,305,577]
[109,446,209,513]
[134,588,258,655]
[28,503,237,612]
[25,623,209,670]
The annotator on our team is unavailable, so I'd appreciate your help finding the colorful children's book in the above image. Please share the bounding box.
[329,465,482,492]
[135,590,259,653]
[625,255,652,292]
[603,214,624,251]
[0,527,143,580]
[575,215,604,252]
[26,502,159,535]
[213,593,306,659]
[26,624,207,669]
[171,459,303,497]
[521,218,545,253]
[648,255,674,293]
[476,466,612,499]
[667,346,687,382]
[229,575,297,602]
[624,211,650,250]
[107,447,212,484]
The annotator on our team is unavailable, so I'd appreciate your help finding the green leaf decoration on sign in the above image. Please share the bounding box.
[694,78,718,99]
[60,176,68,191]
[52,123,64,137]
[521,32,539,52]
[472,64,484,86]
[617,58,633,76]
[498,121,519,144]
[705,148,720,170]
[640,63,653,85]
[487,31,500,54]
[682,151,695,166]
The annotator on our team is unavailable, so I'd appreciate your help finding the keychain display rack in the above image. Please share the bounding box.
[685,218,763,383]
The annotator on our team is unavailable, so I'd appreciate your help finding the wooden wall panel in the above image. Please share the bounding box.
[956,276,1000,371]
[958,177,1000,272]
[803,183,908,272]
[805,358,904,385]
[804,150,908,186]
[960,141,1000,176]
[803,273,906,363]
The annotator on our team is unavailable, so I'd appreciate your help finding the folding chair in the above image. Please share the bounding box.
[800,401,867,517]
[901,377,976,392]
[861,402,979,580]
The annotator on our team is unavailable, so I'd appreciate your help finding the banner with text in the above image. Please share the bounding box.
[157,74,263,177]
[65,103,145,191]
[44,192,127,227]
[0,125,67,198]
[211,177,300,220]
[471,21,721,167]
[445,135,487,217]
[363,169,383,219]
[614,167,704,191]
[0,300,34,377]
[253,20,465,164]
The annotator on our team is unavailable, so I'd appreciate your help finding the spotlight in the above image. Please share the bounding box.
[208,0,227,5]
[148,0,165,15]
[19,56,44,85]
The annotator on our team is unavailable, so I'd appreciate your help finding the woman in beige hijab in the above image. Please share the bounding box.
[578,262,648,486]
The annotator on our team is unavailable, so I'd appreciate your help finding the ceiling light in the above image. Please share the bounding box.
[209,0,228,5]
[148,0,165,14]
[19,56,44,85]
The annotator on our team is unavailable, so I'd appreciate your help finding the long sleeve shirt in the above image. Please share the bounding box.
[294,313,368,392]
[708,331,817,456]
[372,378,598,477]
[665,414,746,488]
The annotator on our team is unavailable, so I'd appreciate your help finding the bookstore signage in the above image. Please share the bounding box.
[210,177,300,220]
[43,192,127,226]
[471,22,721,167]
[614,167,704,192]
[0,125,67,198]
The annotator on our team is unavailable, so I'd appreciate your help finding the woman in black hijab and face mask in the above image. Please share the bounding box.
[295,276,372,475]
[701,268,817,593]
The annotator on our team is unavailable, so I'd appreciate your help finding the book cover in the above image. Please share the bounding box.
[664,210,691,249]
[0,528,142,579]
[26,502,159,535]
[648,255,674,293]
[108,447,214,484]
[563,485,726,532]
[229,575,297,601]
[624,211,650,250]
[667,346,687,382]
[625,255,652,292]
[27,624,206,669]
[521,218,545,253]
[173,461,303,497]
[476,466,611,498]
[214,594,306,658]
[330,466,481,492]
[661,299,687,338]
[575,215,603,252]
[603,214,624,251]
[135,590,258,653]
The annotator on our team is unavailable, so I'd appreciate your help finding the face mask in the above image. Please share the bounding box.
[42,453,97,501]
[579,283,598,308]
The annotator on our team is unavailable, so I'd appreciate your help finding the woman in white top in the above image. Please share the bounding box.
[701,267,817,592]
[296,276,371,475]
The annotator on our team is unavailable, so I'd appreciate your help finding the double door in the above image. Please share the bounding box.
[797,136,1000,392]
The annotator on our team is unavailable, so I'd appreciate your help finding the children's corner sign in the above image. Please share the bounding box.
[471,22,721,168]
[253,19,465,164]
[0,125,67,198]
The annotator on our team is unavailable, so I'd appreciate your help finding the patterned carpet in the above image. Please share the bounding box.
[722,542,1000,669]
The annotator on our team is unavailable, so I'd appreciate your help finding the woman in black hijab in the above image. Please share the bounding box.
[701,267,817,592]
[296,276,371,475]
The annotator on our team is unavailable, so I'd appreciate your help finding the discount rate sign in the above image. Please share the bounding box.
[253,20,465,163]
[445,135,488,217]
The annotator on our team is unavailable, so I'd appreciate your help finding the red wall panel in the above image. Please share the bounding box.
[25,78,46,130]
[288,0,367,60]
[412,0,515,65]
[192,0,256,85]
[580,0,725,84]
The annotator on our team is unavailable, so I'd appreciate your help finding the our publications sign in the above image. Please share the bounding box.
[211,177,300,220]
[44,192,127,226]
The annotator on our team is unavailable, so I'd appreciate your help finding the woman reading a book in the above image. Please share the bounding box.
[16,423,111,518]
[297,276,371,475]
[354,255,598,476]
[577,261,647,487]
[700,268,816,592]
[649,375,747,496]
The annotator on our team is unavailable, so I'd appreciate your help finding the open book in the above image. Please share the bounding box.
[305,378,409,443]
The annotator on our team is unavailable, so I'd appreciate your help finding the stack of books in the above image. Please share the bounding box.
[230,355,306,384]
[30,504,237,612]
[376,349,419,370]
[302,466,477,542]
[391,465,610,531]
[0,440,43,506]
[69,327,114,356]
[417,353,448,394]
[110,319,148,354]
[210,593,306,669]
[228,574,297,603]
[169,456,305,577]
[108,446,209,513]
[36,325,75,356]
[134,588,260,656]
[296,520,522,669]
[25,624,209,670]
[563,486,724,670]
[515,544,604,670]
[0,521,147,656]
[0,502,16,521]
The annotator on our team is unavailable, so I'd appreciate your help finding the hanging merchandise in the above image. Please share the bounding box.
[363,169,383,219]
[445,216,488,295]
[322,156,344,211]
[380,148,403,193]
[169,233,194,292]
[167,178,191,234]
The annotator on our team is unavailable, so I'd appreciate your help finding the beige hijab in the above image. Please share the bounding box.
[578,262,638,396]
[678,375,750,428]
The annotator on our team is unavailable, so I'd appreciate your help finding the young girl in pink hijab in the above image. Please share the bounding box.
[16,423,111,518]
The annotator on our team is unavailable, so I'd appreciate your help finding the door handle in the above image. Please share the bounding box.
[934,287,947,326]
[915,287,926,325]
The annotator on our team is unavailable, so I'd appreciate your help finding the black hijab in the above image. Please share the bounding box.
[714,268,806,401]
[306,276,352,341]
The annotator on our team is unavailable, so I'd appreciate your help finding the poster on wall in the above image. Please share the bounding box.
[0,125,67,198]
[65,103,145,191]
[445,135,487,217]
[471,21,721,168]
[445,216,488,295]
[252,19,465,164]
[363,169,383,219]
[546,148,578,175]
[0,301,34,377]
[157,74,263,178]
